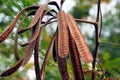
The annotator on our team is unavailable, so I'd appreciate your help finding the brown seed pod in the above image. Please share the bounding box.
[0,59,23,77]
[0,6,39,43]
[66,14,93,63]
[55,30,70,80]
[69,32,85,80]
[57,11,69,58]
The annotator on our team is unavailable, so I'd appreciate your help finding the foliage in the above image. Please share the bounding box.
[71,0,91,19]
[99,1,120,78]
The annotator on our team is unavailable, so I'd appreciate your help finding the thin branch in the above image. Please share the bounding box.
[40,56,57,67]
[104,71,120,80]
[96,60,105,79]
[100,42,120,46]
[99,5,102,37]
[84,70,103,74]
[92,0,101,80]
[75,19,98,25]
[42,20,57,25]
[40,33,56,79]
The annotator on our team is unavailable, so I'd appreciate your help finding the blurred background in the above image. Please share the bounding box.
[0,0,120,80]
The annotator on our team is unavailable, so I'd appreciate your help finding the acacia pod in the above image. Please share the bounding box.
[0,59,23,77]
[0,6,39,43]
[55,30,70,80]
[22,24,40,66]
[14,11,37,61]
[40,33,56,79]
[69,32,85,80]
[57,56,70,80]
[52,41,57,62]
[66,14,93,63]
[57,11,69,58]
[61,0,65,5]
[34,34,40,80]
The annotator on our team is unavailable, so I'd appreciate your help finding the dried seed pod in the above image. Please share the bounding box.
[0,6,39,43]
[55,30,70,80]
[57,56,70,80]
[52,40,57,62]
[40,33,56,79]
[61,0,65,6]
[34,34,41,80]
[22,24,40,66]
[66,14,93,63]
[0,59,23,77]
[69,32,85,80]
[57,11,69,58]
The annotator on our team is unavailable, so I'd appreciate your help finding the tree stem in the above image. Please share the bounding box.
[92,0,101,80]
[75,19,98,25]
